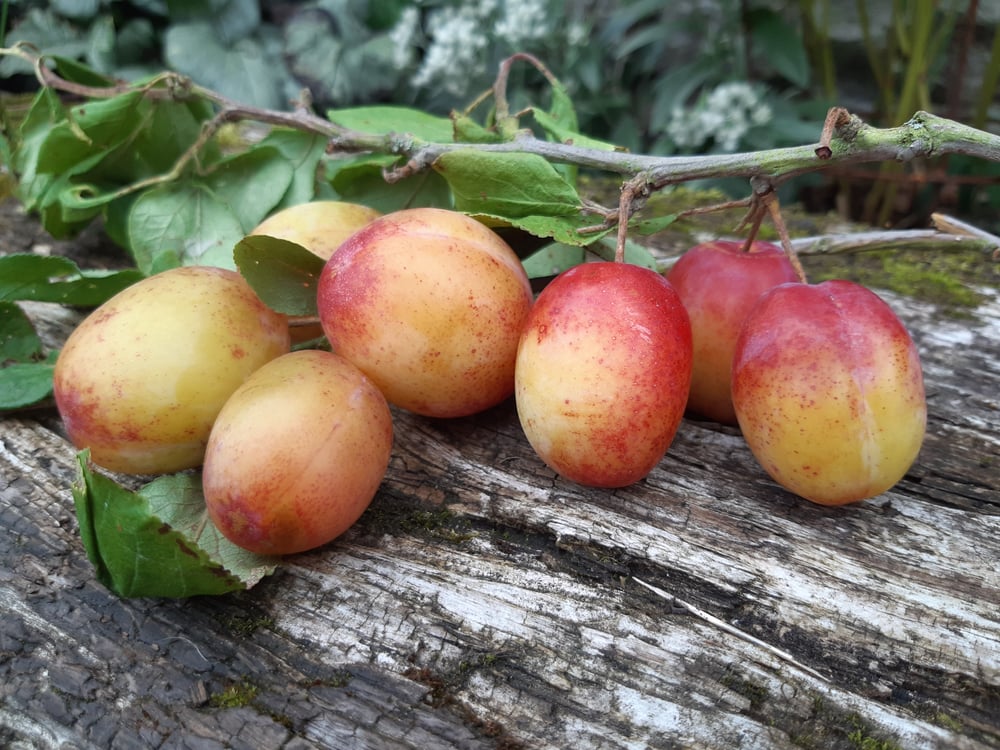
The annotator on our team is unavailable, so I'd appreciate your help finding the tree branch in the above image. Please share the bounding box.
[7,43,1000,252]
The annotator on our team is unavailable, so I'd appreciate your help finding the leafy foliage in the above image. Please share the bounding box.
[0,255,142,411]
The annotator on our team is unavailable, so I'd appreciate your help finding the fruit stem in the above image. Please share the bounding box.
[764,194,808,283]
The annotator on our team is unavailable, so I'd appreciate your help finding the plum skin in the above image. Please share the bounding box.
[250,200,382,261]
[53,266,290,475]
[202,350,393,556]
[515,261,693,488]
[666,240,800,425]
[317,207,534,418]
[731,280,927,505]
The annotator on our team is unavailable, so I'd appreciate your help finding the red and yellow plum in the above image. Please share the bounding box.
[317,207,534,418]
[731,280,926,505]
[666,240,800,425]
[515,262,693,488]
[202,350,393,556]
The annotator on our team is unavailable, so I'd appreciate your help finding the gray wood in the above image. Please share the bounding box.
[1,200,998,749]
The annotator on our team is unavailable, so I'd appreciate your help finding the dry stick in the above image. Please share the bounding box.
[632,577,830,684]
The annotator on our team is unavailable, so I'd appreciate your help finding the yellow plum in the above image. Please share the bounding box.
[53,266,290,474]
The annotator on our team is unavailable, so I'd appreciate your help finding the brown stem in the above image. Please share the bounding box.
[764,193,807,283]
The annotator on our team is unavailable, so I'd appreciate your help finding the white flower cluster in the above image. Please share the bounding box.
[391,0,558,98]
[665,82,773,152]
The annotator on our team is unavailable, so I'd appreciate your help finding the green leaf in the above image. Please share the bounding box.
[327,154,453,213]
[327,105,455,143]
[36,92,144,175]
[589,236,660,270]
[0,302,56,410]
[72,452,278,598]
[434,150,580,218]
[0,360,56,410]
[12,88,67,210]
[200,146,294,232]
[451,114,503,144]
[258,128,328,209]
[528,108,621,151]
[127,182,246,273]
[749,9,810,89]
[632,213,679,236]
[468,211,613,247]
[164,22,283,109]
[0,255,143,306]
[520,243,586,279]
[1,301,44,361]
[233,235,324,316]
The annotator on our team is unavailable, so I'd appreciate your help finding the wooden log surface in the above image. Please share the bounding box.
[1,199,998,749]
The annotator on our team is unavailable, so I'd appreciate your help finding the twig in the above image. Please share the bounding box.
[631,577,829,683]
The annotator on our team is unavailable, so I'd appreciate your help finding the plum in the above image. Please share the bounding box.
[515,261,692,488]
[732,280,926,505]
[317,207,534,418]
[53,266,290,474]
[666,240,800,425]
[202,350,393,555]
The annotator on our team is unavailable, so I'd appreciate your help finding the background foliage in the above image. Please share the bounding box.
[1,0,999,226]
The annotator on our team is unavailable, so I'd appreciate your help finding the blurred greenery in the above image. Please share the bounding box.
[1,0,998,227]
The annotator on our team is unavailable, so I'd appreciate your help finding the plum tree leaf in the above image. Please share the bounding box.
[127,182,246,273]
[0,302,58,410]
[259,128,328,209]
[0,255,143,306]
[327,153,453,213]
[0,357,57,411]
[200,146,294,232]
[234,235,324,316]
[520,243,587,279]
[72,452,278,598]
[327,105,455,142]
[434,150,580,218]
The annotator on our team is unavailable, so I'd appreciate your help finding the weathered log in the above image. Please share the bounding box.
[1,200,998,749]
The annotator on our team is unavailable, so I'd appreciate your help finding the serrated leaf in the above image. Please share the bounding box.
[327,105,455,143]
[434,150,580,218]
[127,182,245,273]
[0,255,143,306]
[468,211,613,247]
[72,452,278,598]
[233,235,324,316]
